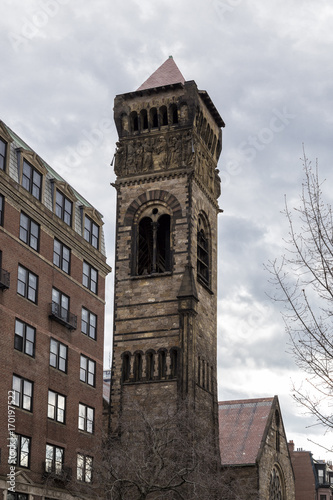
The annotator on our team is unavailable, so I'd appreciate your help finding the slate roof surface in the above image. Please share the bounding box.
[137,56,185,91]
[4,122,94,209]
[219,397,274,466]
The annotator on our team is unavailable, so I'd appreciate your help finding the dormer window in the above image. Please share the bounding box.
[84,215,99,249]
[17,149,46,202]
[0,122,13,172]
[0,137,7,170]
[56,190,72,226]
[22,160,42,200]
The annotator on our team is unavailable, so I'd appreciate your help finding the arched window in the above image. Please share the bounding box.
[216,139,222,159]
[269,466,285,500]
[170,348,179,378]
[170,104,178,124]
[130,111,138,133]
[146,351,154,380]
[150,108,158,128]
[197,215,210,286]
[158,350,167,379]
[211,135,217,155]
[137,209,171,275]
[206,124,211,145]
[140,109,148,130]
[133,352,143,381]
[122,353,131,382]
[201,118,207,142]
[138,217,153,275]
[160,106,168,126]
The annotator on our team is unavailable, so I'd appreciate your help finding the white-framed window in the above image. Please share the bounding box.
[48,390,66,424]
[80,355,96,386]
[78,403,94,433]
[12,374,33,412]
[81,307,97,340]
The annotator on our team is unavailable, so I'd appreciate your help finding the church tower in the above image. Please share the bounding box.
[110,57,225,444]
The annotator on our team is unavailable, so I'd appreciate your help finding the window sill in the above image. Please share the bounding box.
[131,271,172,280]
[197,276,214,295]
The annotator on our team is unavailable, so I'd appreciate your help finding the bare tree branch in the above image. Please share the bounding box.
[266,149,333,446]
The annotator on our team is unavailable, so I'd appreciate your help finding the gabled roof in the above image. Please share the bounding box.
[137,56,185,91]
[219,397,274,466]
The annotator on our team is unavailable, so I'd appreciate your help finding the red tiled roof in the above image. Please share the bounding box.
[219,398,274,465]
[137,56,185,91]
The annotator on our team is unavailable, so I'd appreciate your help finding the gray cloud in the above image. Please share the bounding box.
[1,0,332,459]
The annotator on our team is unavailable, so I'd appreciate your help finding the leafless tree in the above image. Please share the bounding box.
[267,151,333,443]
[75,396,259,500]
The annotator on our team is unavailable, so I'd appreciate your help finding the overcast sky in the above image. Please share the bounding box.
[1,0,332,460]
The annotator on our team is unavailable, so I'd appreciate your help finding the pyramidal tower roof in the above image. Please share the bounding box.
[137,56,185,91]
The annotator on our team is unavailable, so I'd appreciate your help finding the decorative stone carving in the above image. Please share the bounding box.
[114,128,218,198]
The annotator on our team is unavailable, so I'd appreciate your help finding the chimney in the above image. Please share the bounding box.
[288,440,295,453]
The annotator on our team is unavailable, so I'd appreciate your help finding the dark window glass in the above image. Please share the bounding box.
[45,444,64,474]
[83,261,98,294]
[170,349,178,378]
[50,338,67,372]
[84,216,99,249]
[197,226,209,285]
[170,104,178,124]
[53,239,70,274]
[80,355,96,386]
[137,214,171,275]
[160,106,168,126]
[48,390,66,423]
[146,352,154,381]
[52,288,70,322]
[150,108,158,128]
[55,190,72,226]
[17,265,38,303]
[19,212,40,251]
[78,403,94,433]
[140,109,148,130]
[158,351,166,378]
[12,375,33,411]
[7,493,29,500]
[0,137,7,170]
[122,354,131,382]
[81,307,97,340]
[14,319,35,357]
[133,352,142,381]
[22,160,42,200]
[10,434,31,468]
[77,453,93,483]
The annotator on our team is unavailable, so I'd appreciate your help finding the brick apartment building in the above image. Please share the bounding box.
[0,120,111,499]
[288,441,333,500]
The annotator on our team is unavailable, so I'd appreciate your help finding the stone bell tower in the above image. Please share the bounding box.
[110,56,225,443]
